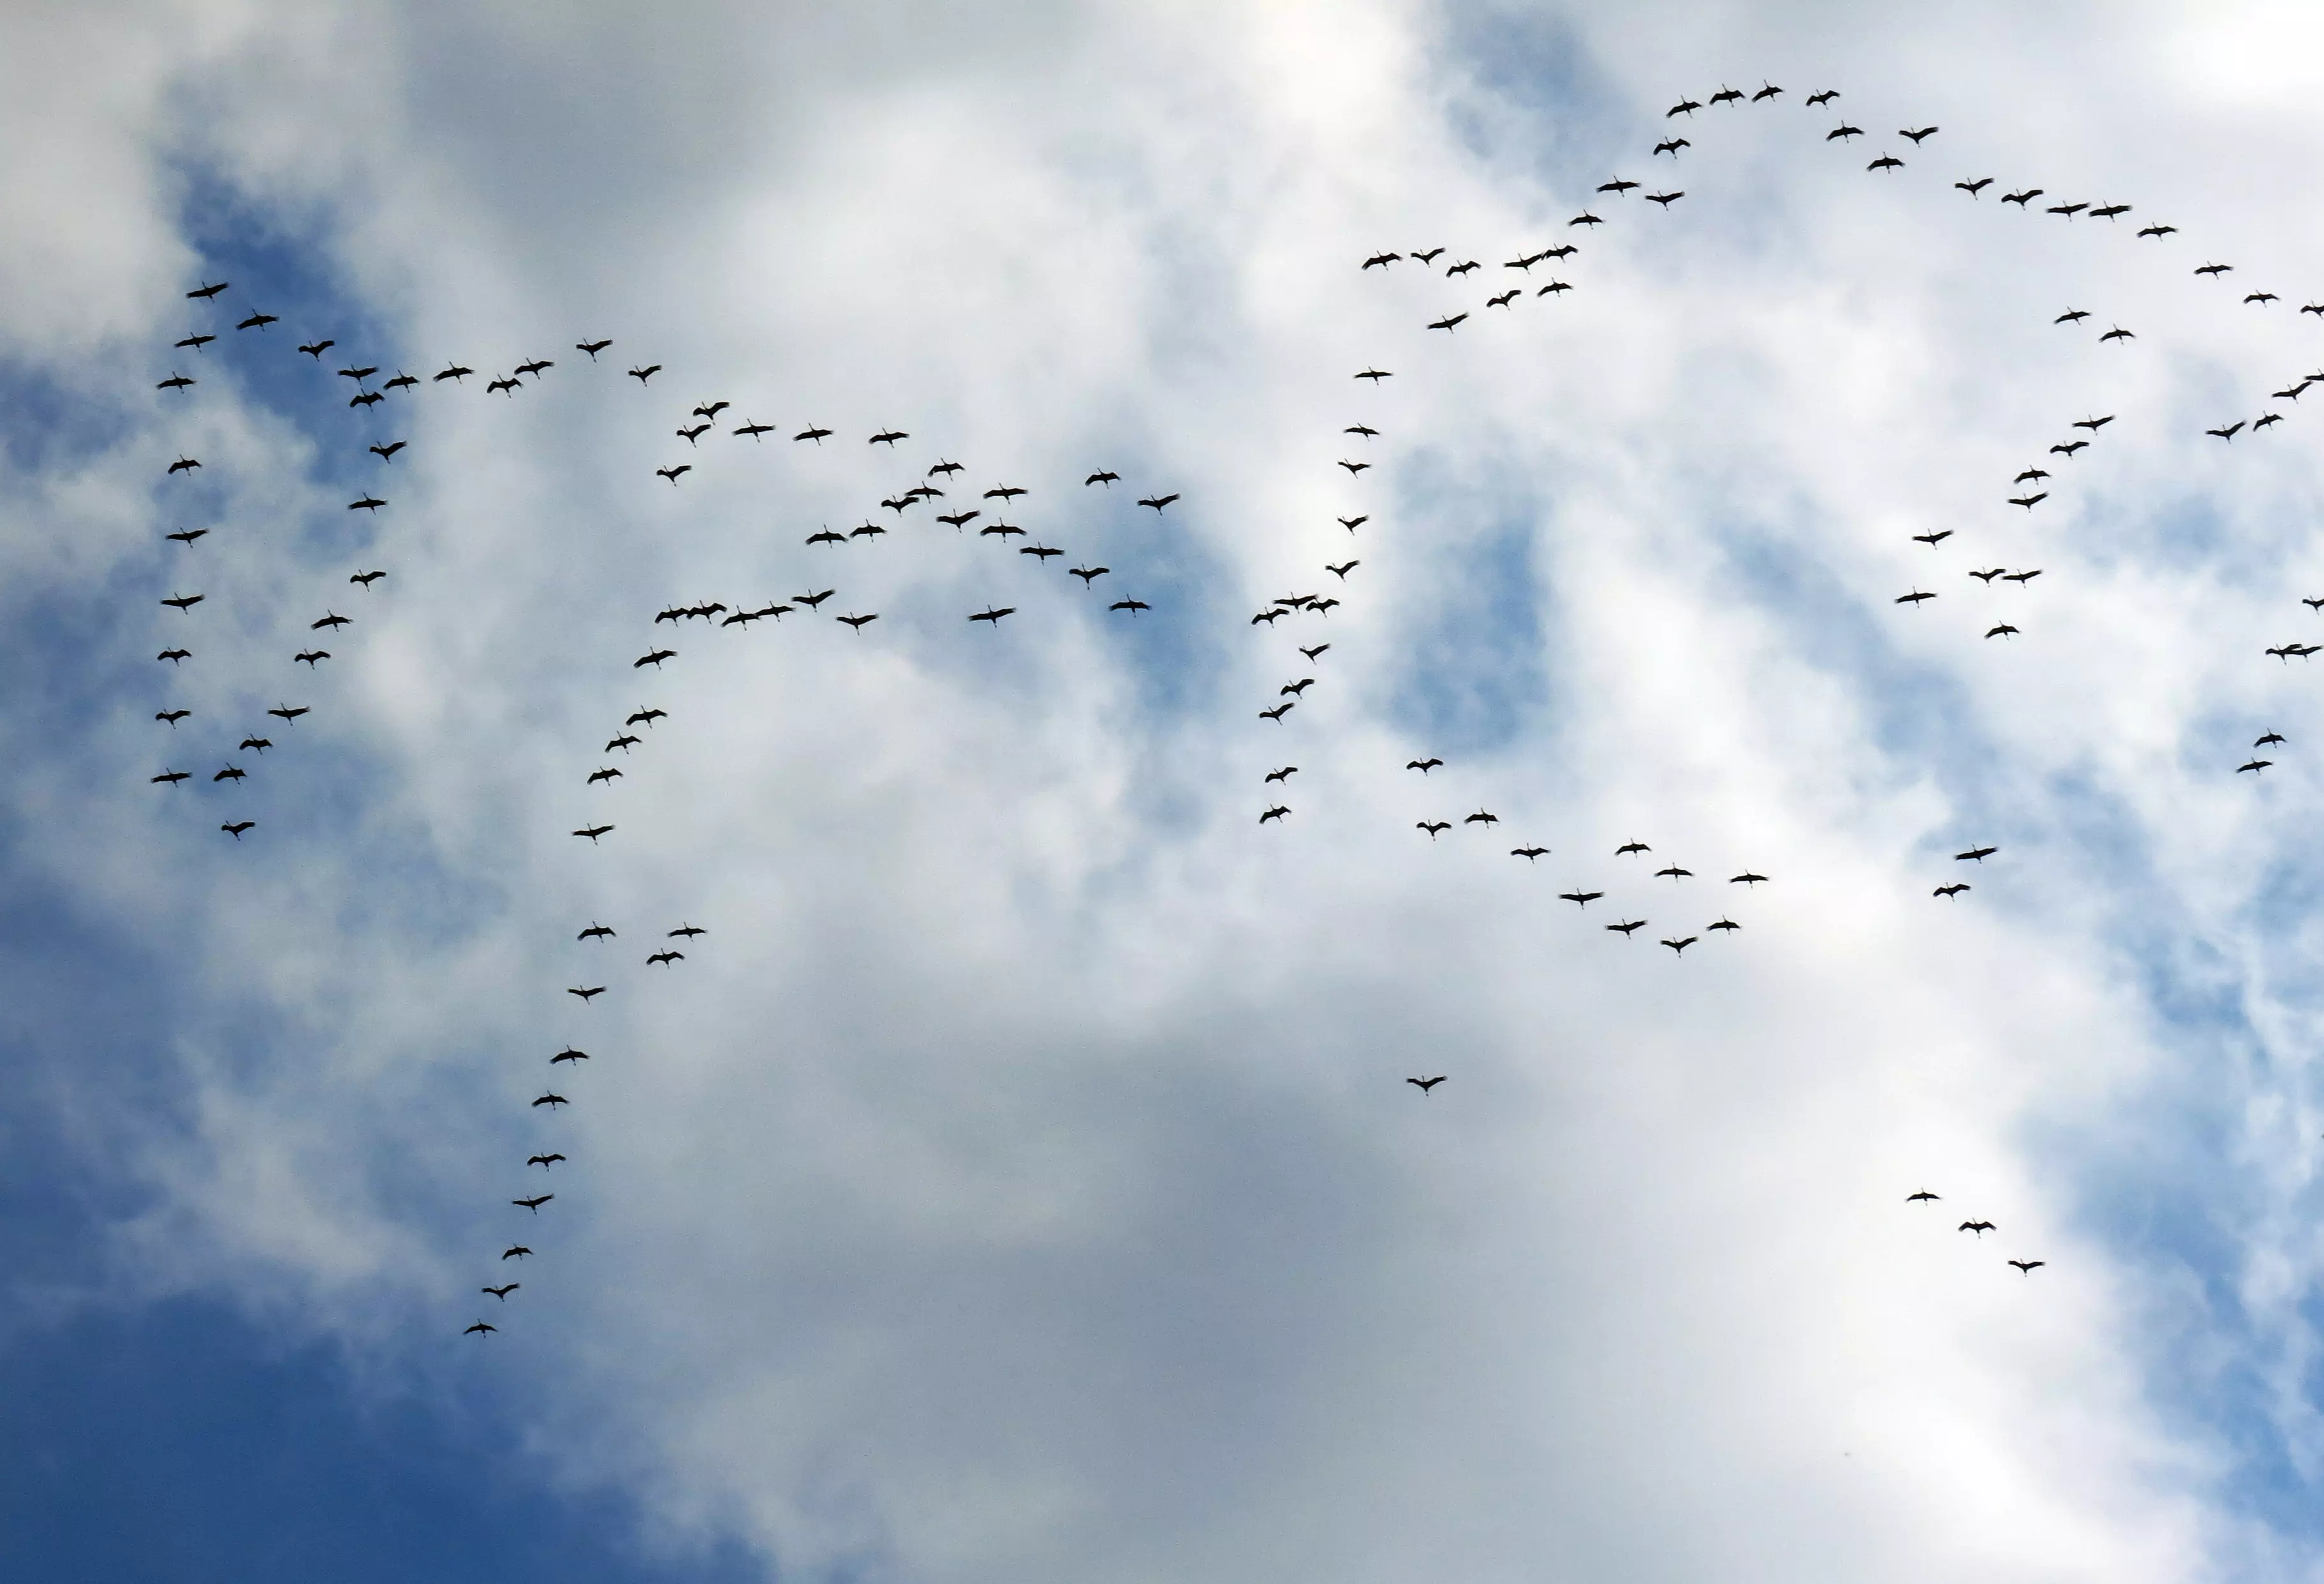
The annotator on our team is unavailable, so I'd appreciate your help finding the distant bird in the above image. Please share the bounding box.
[2100,326,2134,342]
[167,456,200,474]
[152,769,189,786]
[2003,569,2041,585]
[1652,865,1691,879]
[369,441,406,462]
[1138,493,1180,512]
[434,363,473,383]
[1959,1221,1994,1236]
[1895,589,1935,605]
[1707,917,1740,933]
[1660,936,1697,954]
[1598,177,1638,194]
[2013,469,2049,484]
[2138,224,2176,238]
[1070,565,1110,585]
[1407,1075,1446,1092]
[1560,890,1603,906]
[1806,89,1839,106]
[1427,313,1467,332]
[837,612,879,629]
[350,569,385,588]
[2008,1260,2045,1275]
[577,923,614,941]
[1607,919,1646,936]
[1362,251,1401,270]
[1355,369,1392,382]
[239,737,270,753]
[348,495,386,512]
[2208,422,2245,441]
[156,372,195,392]
[1447,259,1482,275]
[311,612,350,631]
[2247,291,2279,305]
[2009,494,2047,510]
[656,465,691,484]
[235,312,276,330]
[337,364,377,383]
[2073,415,2114,432]
[1709,86,1744,106]
[1616,840,1649,856]
[2239,760,2272,774]
[157,648,190,664]
[572,825,612,843]
[1260,703,1293,721]
[175,333,216,351]
[465,1321,497,1336]
[577,338,612,358]
[794,425,831,444]
[1110,598,1151,615]
[1511,846,1548,861]
[1934,883,1969,897]
[587,768,621,786]
[1464,809,1499,826]
[1570,212,1603,226]
[2090,204,2130,219]
[382,370,416,392]
[567,985,606,1004]
[1407,758,1443,773]
[501,1247,531,1260]
[2054,309,2089,325]
[647,950,683,967]
[1086,471,1119,486]
[1730,872,1768,886]
[1955,846,1997,862]
[220,820,254,839]
[514,1194,552,1212]
[1827,124,1864,141]
[938,511,981,530]
[969,606,1015,625]
[1538,280,1573,296]
[165,529,205,545]
[677,423,709,444]
[551,1048,588,1064]
[1867,154,1904,172]
[2257,732,2286,747]
[1327,560,1359,580]
[668,923,705,939]
[1412,247,1445,264]
[2195,262,2232,277]
[295,650,328,666]
[1338,516,1367,532]
[792,592,834,610]
[515,358,553,378]
[2254,414,2284,430]
[2274,383,2311,401]
[1266,766,1297,784]
[188,280,230,299]
[1956,177,1992,196]
[348,390,383,409]
[1906,1190,1940,1203]
[1900,125,1938,143]
[629,364,661,383]
[635,648,675,668]
[1753,82,1783,101]
[1912,531,1952,547]
[1985,624,2020,640]
[2050,441,2087,457]
[1486,291,1519,308]
[1668,98,1700,117]
[484,1282,520,1298]
[869,429,908,446]
[1654,138,1688,157]
[734,420,772,439]
[2003,188,2041,206]
[1300,644,1330,661]
[1417,821,1450,839]
[2047,201,2087,217]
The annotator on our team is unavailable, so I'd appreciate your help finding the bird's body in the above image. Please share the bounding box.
[1407,1076,1446,1092]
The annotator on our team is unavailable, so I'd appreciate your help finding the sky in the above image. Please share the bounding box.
[12,0,2324,1578]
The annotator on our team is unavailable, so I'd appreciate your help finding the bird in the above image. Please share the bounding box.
[1251,610,1284,626]
[1615,841,1650,856]
[1326,560,1360,580]
[552,1048,589,1064]
[1110,598,1151,615]
[501,1247,531,1260]
[1660,936,1698,954]
[167,456,200,474]
[2247,291,2280,305]
[156,372,195,392]
[1934,883,1969,897]
[1537,280,1573,297]
[1955,177,1992,196]
[515,358,553,378]
[1668,98,1700,117]
[1653,865,1691,879]
[573,825,612,842]
[628,364,661,383]
[188,281,229,299]
[2050,441,2087,457]
[1019,542,1061,560]
[161,592,204,612]
[792,591,834,610]
[2009,494,2047,510]
[1598,177,1638,194]
[348,495,386,512]
[157,648,190,664]
[2047,201,2087,217]
[368,441,406,462]
[534,1093,570,1110]
[1487,290,1519,308]
[1912,531,1952,547]
[969,606,1016,625]
[1806,89,1839,106]
[1901,125,1938,143]
[656,466,691,484]
[937,511,981,530]
[1730,872,1768,886]
[220,820,254,839]
[295,650,329,666]
[1654,138,1689,157]
[1427,313,1467,334]
[1300,644,1330,662]
[2195,262,2232,277]
[1955,846,1997,862]
[1867,154,1904,172]
[2013,469,2050,485]
[635,648,675,668]
[837,613,879,629]
[433,363,473,383]
[1895,589,1936,605]
[311,612,350,631]
[514,1194,552,1213]
[1407,1076,1446,1092]
[1645,191,1683,207]
[484,1283,520,1298]
[2073,415,2114,432]
[1906,1190,1940,1203]
[2055,309,2089,325]
[239,737,270,753]
[1339,516,1368,532]
[2276,383,2312,401]
[2138,223,2176,238]
[1362,251,1401,270]
[235,312,277,331]
[2100,326,2135,342]
[677,423,710,444]
[1355,369,1391,382]
[1138,493,1180,512]
[1570,211,1603,226]
[1446,259,1482,275]
[1752,82,1783,101]
[669,923,706,939]
[1085,470,1120,487]
[1985,624,2020,640]
[1510,846,1548,861]
[2254,414,2284,431]
[381,370,417,392]
[165,529,206,545]
[577,923,614,941]
[2090,204,2130,219]
[350,569,385,588]
[175,333,216,351]
[1707,917,1740,933]
[855,522,890,539]
[1266,766,1297,784]
[869,429,908,446]
[794,425,832,443]
[464,1321,497,1336]
[586,768,622,786]
[152,769,189,786]
[1559,890,1603,906]
[1607,919,1646,935]
[1417,821,1450,839]
[2209,423,2245,441]
[2002,188,2041,206]
[2008,1260,2045,1275]
[2257,733,2286,747]
[577,339,612,358]
[1407,758,1443,773]
[1258,805,1290,825]
[1709,86,1744,106]
[2003,569,2042,585]
[335,364,378,384]
[647,950,683,967]
[1260,703,1293,721]
[1827,123,1864,140]
[1959,1221,1994,1236]
[2238,760,2272,774]
[734,420,772,439]
[348,389,384,409]
[1070,566,1110,584]
[1464,809,1499,826]
[1412,247,1445,264]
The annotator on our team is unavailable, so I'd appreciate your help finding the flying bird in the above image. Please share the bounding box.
[2195,262,2232,277]
[350,569,385,588]
[1260,805,1290,825]
[369,441,405,462]
[2209,423,2245,441]
[1607,919,1646,936]
[165,529,205,545]
[1407,758,1442,773]
[577,923,614,941]
[869,429,908,446]
[239,737,270,753]
[2050,441,2087,457]
[1086,471,1119,486]
[1730,872,1768,886]
[1110,599,1151,615]
[793,591,834,610]
[1661,936,1698,954]
[586,768,621,786]
[1355,369,1392,381]
[2256,732,2286,747]
[1955,177,1992,196]
[295,650,328,666]
[1070,565,1110,584]
[1654,138,1689,157]
[1912,531,1952,547]
[156,372,194,392]
[1300,644,1330,661]
[635,648,675,668]
[1895,589,1936,605]
[2138,223,2175,238]
[647,950,683,967]
[1645,191,1683,207]
[1416,821,1450,839]
[1959,1221,1994,1236]
[1985,624,2020,640]
[1570,211,1603,226]
[1560,890,1603,906]
[1867,154,1904,172]
[433,363,473,383]
[152,769,189,786]
[1827,124,1864,140]
[2047,201,2087,217]
[1511,846,1548,861]
[1653,865,1691,879]
[1598,177,1638,194]
[2054,309,2089,325]
[235,312,276,331]
[1955,846,1997,862]
[514,1194,552,1213]
[502,1247,531,1260]
[464,1321,497,1336]
[157,648,189,663]
[734,420,772,439]
[1667,98,1700,117]
[220,820,254,839]
[188,281,229,299]
[1615,840,1649,856]
[1407,1075,1446,1092]
[1260,703,1293,721]
[161,592,203,612]
[2100,326,2134,342]
[573,825,612,842]
[656,465,691,484]
[382,370,417,392]
[837,612,879,629]
[175,333,216,351]
[1138,493,1180,512]
[2247,291,2279,305]
[577,339,612,358]
[1906,1190,1940,1203]
[552,1048,589,1064]
[2009,494,2047,510]
[348,495,386,511]
[1429,314,1468,332]
[337,364,377,383]
[969,606,1016,625]
[485,1282,520,1298]
[1362,251,1402,270]
[348,390,383,409]
[2090,204,2129,219]
[2003,188,2041,206]
[1266,766,1297,784]
[1707,917,1740,932]
[629,364,661,383]
[2239,759,2272,774]
[1337,516,1367,532]
[1934,883,1969,897]
[2008,1260,2045,1275]
[168,456,200,474]
[1805,89,1839,106]
[311,611,350,630]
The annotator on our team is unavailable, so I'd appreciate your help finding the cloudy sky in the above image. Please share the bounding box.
[13,1,2324,1578]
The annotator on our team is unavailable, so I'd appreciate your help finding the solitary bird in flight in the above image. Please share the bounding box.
[2008,1260,2045,1275]
[221,820,254,839]
[1906,1190,1940,1203]
[1407,1076,1446,1092]
[573,824,613,843]
[1934,883,1969,897]
[1407,758,1442,773]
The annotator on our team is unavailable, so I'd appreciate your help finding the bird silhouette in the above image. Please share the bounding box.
[2138,224,2175,238]
[165,529,205,545]
[837,612,879,629]
[1955,846,1997,862]
[1407,758,1442,773]
[1654,138,1688,157]
[167,456,201,474]
[1417,821,1450,839]
[572,825,612,843]
[161,592,203,612]
[1956,177,1992,196]
[577,339,612,358]
[1510,846,1548,861]
[1428,313,1467,333]
[2008,1259,2045,1274]
[1660,936,1698,954]
[220,820,254,839]
[485,1283,520,1298]
[348,495,386,512]
[1407,1076,1446,1092]
[502,1247,531,1260]
[514,1194,552,1213]
[629,364,661,383]
[1110,599,1151,615]
[794,425,831,444]
[235,312,277,331]
[465,1321,497,1335]
[1616,841,1649,856]
[175,333,216,351]
[1906,1190,1939,1203]
[552,1048,589,1064]
[1607,919,1646,935]
[1266,766,1297,784]
[156,372,194,392]
[1559,890,1603,906]
[1959,1221,1994,1236]
[152,769,189,786]
[1070,566,1110,585]
[157,648,190,664]
[1138,493,1180,512]
[1085,470,1119,486]
[533,1093,568,1109]
[1259,805,1289,824]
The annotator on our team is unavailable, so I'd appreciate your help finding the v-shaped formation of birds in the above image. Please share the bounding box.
[142,77,2322,1335]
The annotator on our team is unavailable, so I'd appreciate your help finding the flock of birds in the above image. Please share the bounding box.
[141,77,2324,1330]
